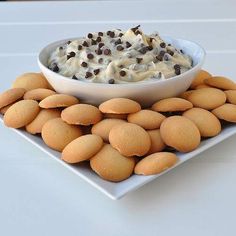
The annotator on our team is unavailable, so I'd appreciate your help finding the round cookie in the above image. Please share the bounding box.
[151,97,193,112]
[212,104,236,123]
[109,123,151,156]
[12,72,50,91]
[127,109,165,130]
[42,118,82,152]
[160,116,201,152]
[91,118,126,142]
[39,94,79,108]
[204,76,236,90]
[103,113,127,120]
[26,109,61,134]
[23,88,56,101]
[190,69,212,89]
[62,134,103,163]
[0,88,26,109]
[134,152,178,175]
[90,144,135,182]
[147,129,166,154]
[99,98,141,114]
[61,104,102,126]
[183,108,221,137]
[187,88,226,110]
[224,90,236,105]
[4,100,40,128]
[179,90,194,100]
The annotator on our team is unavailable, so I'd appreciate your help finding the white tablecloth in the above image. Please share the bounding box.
[0,1,236,235]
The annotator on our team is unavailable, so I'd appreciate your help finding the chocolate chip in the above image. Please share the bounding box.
[159,51,166,56]
[98,32,103,36]
[98,42,104,48]
[87,53,94,60]
[119,33,124,37]
[104,48,111,55]
[150,37,154,42]
[158,72,162,78]
[160,42,166,48]
[119,70,126,77]
[180,49,184,54]
[126,41,132,48]
[163,54,169,61]
[107,31,111,36]
[81,62,88,67]
[168,43,172,46]
[114,39,122,45]
[98,58,103,64]
[139,47,147,54]
[82,41,89,47]
[72,75,78,80]
[174,64,180,70]
[67,40,71,45]
[135,30,141,35]
[87,33,93,39]
[109,31,115,38]
[51,63,59,72]
[85,72,93,78]
[175,69,181,75]
[156,55,163,61]
[91,39,97,45]
[95,49,102,55]
[131,25,141,32]
[108,79,115,84]
[136,58,143,64]
[167,49,174,56]
[78,45,82,50]
[96,36,102,43]
[59,46,63,50]
[67,51,76,60]
[94,69,100,75]
[116,45,124,51]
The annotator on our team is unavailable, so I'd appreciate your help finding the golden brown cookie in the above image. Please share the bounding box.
[26,109,61,134]
[195,84,212,89]
[147,129,166,154]
[224,90,236,105]
[42,118,82,152]
[212,104,236,123]
[179,90,194,100]
[190,69,212,89]
[183,108,221,137]
[4,100,40,128]
[0,103,13,115]
[23,88,56,101]
[103,113,128,120]
[90,144,135,182]
[187,88,226,110]
[204,76,236,90]
[62,134,103,163]
[134,152,178,175]
[39,94,79,108]
[61,104,102,126]
[109,123,151,156]
[99,98,141,114]
[151,97,193,112]
[160,116,201,152]
[127,109,166,130]
[0,88,26,109]
[12,72,50,91]
[91,118,126,142]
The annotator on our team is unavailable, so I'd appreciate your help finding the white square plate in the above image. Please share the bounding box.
[1,116,236,200]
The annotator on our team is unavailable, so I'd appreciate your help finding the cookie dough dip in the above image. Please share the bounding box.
[48,25,193,84]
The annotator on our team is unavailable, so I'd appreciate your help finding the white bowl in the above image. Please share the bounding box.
[38,36,205,107]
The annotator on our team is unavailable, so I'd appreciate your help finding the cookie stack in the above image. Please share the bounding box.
[1,70,236,182]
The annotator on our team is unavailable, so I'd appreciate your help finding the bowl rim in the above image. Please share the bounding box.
[38,36,206,88]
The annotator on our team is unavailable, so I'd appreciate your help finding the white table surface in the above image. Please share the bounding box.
[1,1,236,235]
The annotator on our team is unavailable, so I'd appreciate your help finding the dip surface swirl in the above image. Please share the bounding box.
[48,26,193,84]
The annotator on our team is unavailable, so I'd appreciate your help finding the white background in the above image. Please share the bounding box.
[0,1,236,235]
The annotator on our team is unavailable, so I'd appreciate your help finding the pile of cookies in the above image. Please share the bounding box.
[1,71,236,182]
